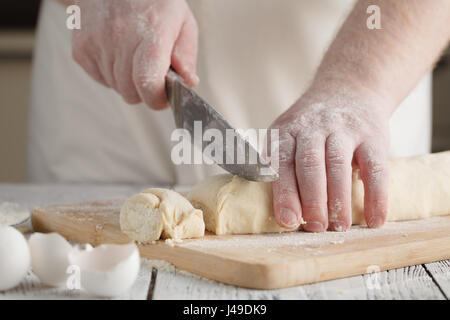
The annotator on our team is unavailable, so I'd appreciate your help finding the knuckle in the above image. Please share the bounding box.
[278,156,294,169]
[327,152,347,167]
[144,9,161,25]
[278,187,298,197]
[134,73,147,85]
[365,159,387,181]
[298,150,322,170]
[279,157,294,167]
[276,135,295,164]
[273,187,299,206]
[302,200,326,213]
[326,153,350,178]
[273,181,297,196]
[279,150,294,165]
[135,73,157,90]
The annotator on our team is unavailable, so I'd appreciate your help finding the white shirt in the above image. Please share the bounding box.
[28,0,432,184]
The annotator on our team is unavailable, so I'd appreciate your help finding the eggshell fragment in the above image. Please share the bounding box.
[68,243,140,297]
[28,233,73,287]
[0,226,30,291]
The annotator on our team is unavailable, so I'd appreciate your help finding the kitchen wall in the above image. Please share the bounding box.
[0,2,39,182]
[0,31,34,182]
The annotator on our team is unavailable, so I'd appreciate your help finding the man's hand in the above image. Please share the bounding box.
[270,0,450,232]
[72,0,198,109]
[270,84,391,232]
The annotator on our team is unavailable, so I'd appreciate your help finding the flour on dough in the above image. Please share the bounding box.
[120,188,204,243]
[352,151,450,224]
[188,174,297,235]
[189,151,450,235]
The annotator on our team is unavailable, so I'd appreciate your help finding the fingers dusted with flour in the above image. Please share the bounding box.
[355,141,389,228]
[271,132,303,230]
[72,0,199,109]
[295,133,328,232]
[325,133,354,231]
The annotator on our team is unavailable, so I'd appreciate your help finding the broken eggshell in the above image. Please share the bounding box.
[28,232,73,287]
[68,242,140,297]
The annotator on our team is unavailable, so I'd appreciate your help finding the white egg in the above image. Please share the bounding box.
[0,226,30,291]
[68,243,140,297]
[28,232,73,287]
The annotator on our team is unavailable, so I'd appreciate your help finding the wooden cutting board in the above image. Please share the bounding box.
[31,199,450,289]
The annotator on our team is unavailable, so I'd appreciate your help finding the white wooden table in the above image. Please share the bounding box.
[0,183,449,300]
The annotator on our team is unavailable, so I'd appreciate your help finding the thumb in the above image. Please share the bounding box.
[171,12,199,87]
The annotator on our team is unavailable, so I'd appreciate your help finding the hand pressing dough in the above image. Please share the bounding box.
[188,151,450,235]
[120,188,204,243]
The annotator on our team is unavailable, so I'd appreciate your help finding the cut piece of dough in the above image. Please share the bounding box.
[188,175,298,235]
[120,188,204,243]
[188,151,450,235]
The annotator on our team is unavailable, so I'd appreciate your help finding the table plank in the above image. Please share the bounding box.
[424,260,450,298]
[362,265,445,299]
[153,269,375,300]
[152,268,306,300]
[152,263,446,300]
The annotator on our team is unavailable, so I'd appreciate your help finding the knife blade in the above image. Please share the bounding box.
[165,70,278,182]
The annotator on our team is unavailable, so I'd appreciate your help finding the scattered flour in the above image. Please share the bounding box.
[37,199,125,222]
[165,238,183,247]
[0,202,30,226]
[180,217,449,250]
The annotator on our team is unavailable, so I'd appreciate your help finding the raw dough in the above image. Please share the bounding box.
[188,151,450,235]
[120,188,204,243]
[352,151,450,224]
[188,175,297,235]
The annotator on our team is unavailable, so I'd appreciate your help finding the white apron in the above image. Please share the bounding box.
[28,0,432,184]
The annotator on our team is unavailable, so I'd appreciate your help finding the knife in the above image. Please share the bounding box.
[165,70,278,182]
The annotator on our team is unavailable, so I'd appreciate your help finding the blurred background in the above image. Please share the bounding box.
[0,1,449,183]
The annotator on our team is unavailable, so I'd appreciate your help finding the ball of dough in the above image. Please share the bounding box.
[120,188,204,243]
[188,174,295,235]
